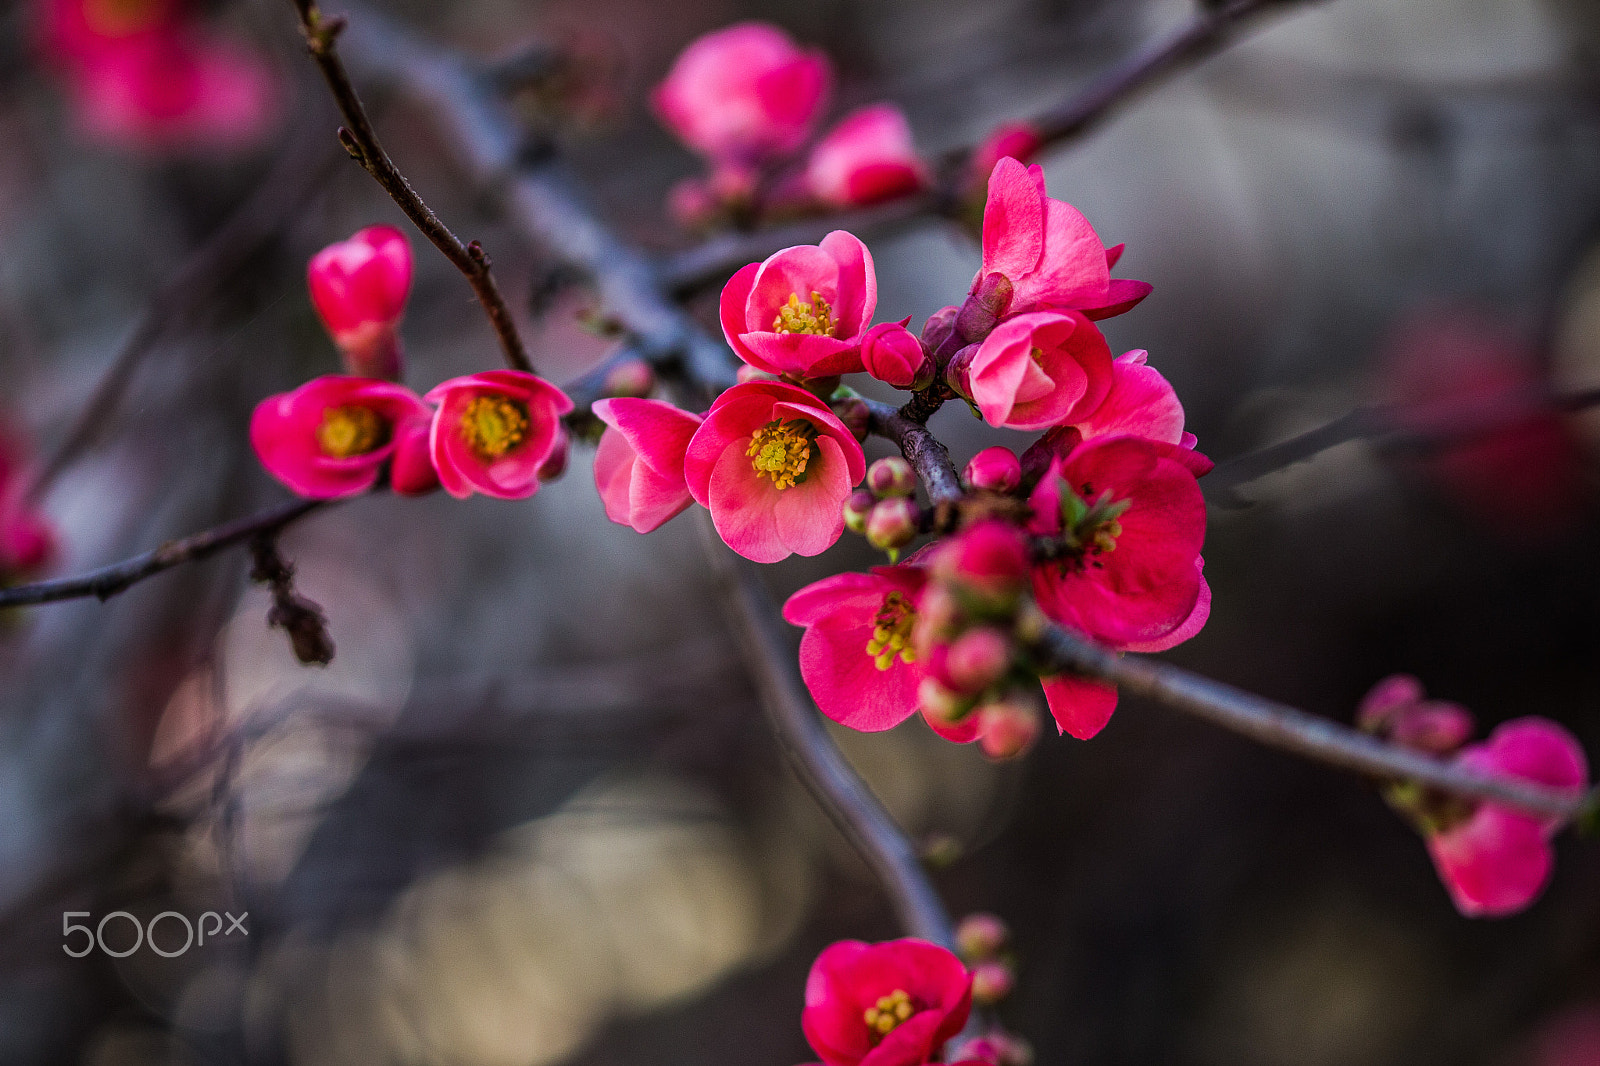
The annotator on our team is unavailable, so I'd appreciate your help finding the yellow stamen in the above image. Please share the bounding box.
[772,291,837,336]
[83,0,165,35]
[746,418,815,490]
[865,591,918,671]
[863,989,916,1038]
[316,405,388,459]
[459,395,531,460]
[1029,345,1045,366]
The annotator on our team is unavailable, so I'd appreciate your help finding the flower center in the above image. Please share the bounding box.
[1052,480,1131,568]
[866,591,918,671]
[746,418,816,490]
[863,989,916,1039]
[459,395,531,460]
[316,405,388,459]
[772,291,836,336]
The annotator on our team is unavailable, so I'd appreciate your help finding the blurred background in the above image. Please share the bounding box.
[1,0,1599,1063]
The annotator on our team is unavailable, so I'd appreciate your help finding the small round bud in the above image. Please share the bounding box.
[602,357,655,399]
[964,446,1022,493]
[834,397,871,443]
[843,489,877,534]
[867,457,916,498]
[943,627,1012,694]
[866,497,919,552]
[920,304,960,355]
[955,913,1009,961]
[917,676,969,724]
[970,960,1016,1005]
[861,319,931,390]
[977,698,1040,761]
[944,342,981,402]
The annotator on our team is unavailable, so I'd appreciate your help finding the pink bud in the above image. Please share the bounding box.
[930,519,1031,605]
[0,511,57,575]
[944,342,981,402]
[978,698,1040,761]
[942,627,1011,694]
[805,103,929,208]
[917,675,970,724]
[1357,674,1426,733]
[307,226,413,380]
[843,488,876,534]
[1358,674,1475,757]
[389,414,439,497]
[866,496,919,552]
[860,318,930,390]
[968,122,1043,192]
[867,456,916,498]
[921,305,960,354]
[964,446,1021,493]
[970,960,1016,1005]
[955,271,1014,346]
[602,358,655,399]
[955,913,1009,960]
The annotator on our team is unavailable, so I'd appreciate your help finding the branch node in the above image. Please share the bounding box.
[249,534,335,667]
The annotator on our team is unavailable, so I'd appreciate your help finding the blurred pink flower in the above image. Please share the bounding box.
[250,376,431,499]
[591,397,702,533]
[38,0,178,61]
[719,231,878,380]
[1426,717,1588,917]
[860,318,928,389]
[1529,1004,1600,1066]
[958,310,1112,431]
[978,157,1149,321]
[388,414,438,497]
[308,226,413,381]
[784,565,928,732]
[1357,674,1474,757]
[0,425,58,577]
[684,380,865,562]
[966,121,1043,194]
[651,22,830,166]
[424,370,574,500]
[801,938,972,1066]
[963,447,1021,493]
[805,103,929,208]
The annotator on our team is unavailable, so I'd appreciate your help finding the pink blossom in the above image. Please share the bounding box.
[784,566,928,731]
[963,447,1021,493]
[38,0,178,61]
[651,22,830,166]
[591,397,703,533]
[801,938,972,1066]
[684,380,865,562]
[1357,674,1474,756]
[977,157,1149,321]
[860,319,928,390]
[719,231,878,381]
[250,375,432,499]
[308,226,413,381]
[0,425,57,577]
[805,104,929,208]
[967,121,1043,193]
[424,371,574,501]
[1029,437,1210,738]
[1076,349,1188,445]
[62,25,277,154]
[958,311,1112,431]
[1426,718,1588,917]
[388,414,439,497]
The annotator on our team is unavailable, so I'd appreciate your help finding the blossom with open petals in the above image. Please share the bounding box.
[651,22,829,166]
[805,103,928,208]
[685,380,865,562]
[251,376,432,499]
[1427,718,1588,917]
[592,397,702,533]
[424,371,573,500]
[719,232,877,380]
[801,938,972,1066]
[978,156,1149,320]
[959,310,1112,431]
[308,226,413,380]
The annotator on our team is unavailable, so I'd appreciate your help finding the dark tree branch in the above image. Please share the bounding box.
[1030,625,1597,822]
[864,397,965,508]
[287,0,534,374]
[0,499,324,609]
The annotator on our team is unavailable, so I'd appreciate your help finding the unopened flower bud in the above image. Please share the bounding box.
[833,396,871,442]
[955,271,1014,345]
[944,342,981,402]
[536,430,570,481]
[843,489,877,534]
[917,676,969,724]
[930,519,1030,609]
[867,456,916,498]
[967,122,1044,196]
[390,416,440,497]
[955,912,1009,960]
[861,318,932,390]
[978,698,1040,761]
[970,959,1016,1005]
[866,496,919,553]
[943,626,1011,694]
[602,357,655,399]
[964,446,1022,493]
[308,225,413,381]
[920,305,959,355]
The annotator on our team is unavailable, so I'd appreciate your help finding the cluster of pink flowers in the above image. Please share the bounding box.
[653,23,1037,229]
[35,0,277,153]
[251,226,573,502]
[1359,675,1590,917]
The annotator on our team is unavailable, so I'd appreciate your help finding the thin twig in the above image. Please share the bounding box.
[287,0,534,374]
[1030,625,1596,821]
[0,499,324,609]
[864,398,964,507]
